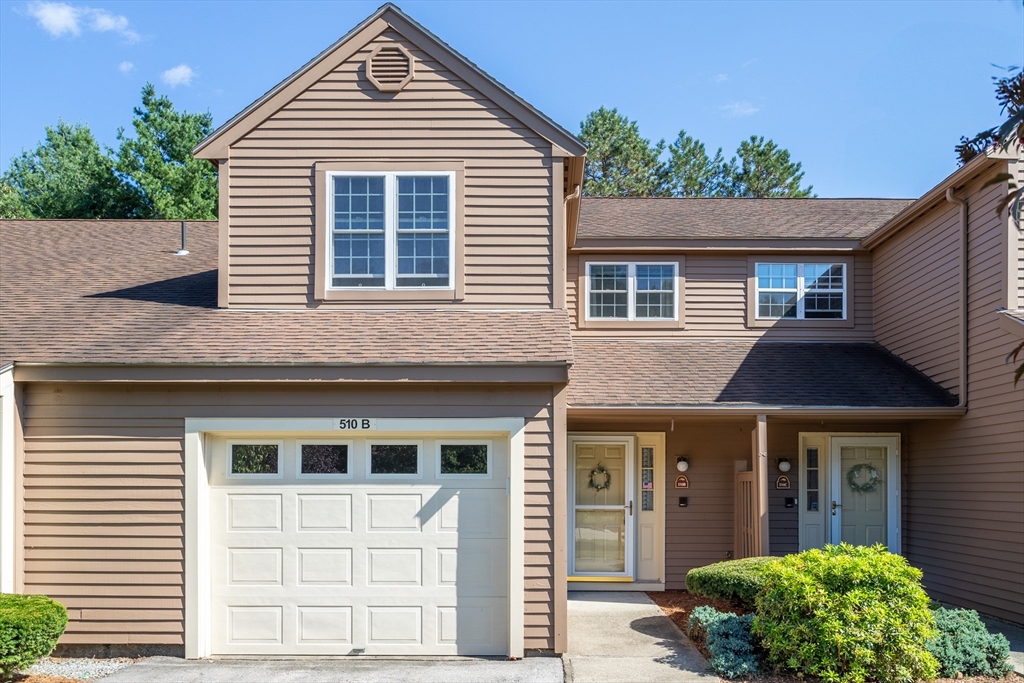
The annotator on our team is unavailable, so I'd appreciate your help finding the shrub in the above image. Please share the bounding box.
[927,607,1013,678]
[753,543,939,683]
[0,594,68,681]
[685,556,779,610]
[687,606,761,679]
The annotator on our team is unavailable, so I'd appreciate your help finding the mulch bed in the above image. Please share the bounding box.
[12,676,82,683]
[647,590,1022,683]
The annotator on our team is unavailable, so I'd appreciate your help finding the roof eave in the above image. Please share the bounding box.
[566,405,966,419]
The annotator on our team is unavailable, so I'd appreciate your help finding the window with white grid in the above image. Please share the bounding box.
[329,172,454,290]
[587,262,677,321]
[755,263,845,320]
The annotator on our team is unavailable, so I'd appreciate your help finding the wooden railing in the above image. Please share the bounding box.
[734,470,758,559]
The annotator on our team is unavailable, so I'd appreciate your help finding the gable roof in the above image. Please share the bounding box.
[0,220,573,369]
[575,197,913,242]
[194,3,585,159]
[568,339,957,409]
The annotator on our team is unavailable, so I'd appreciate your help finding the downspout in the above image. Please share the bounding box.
[945,188,969,408]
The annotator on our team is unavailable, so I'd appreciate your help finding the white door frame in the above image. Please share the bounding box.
[184,417,526,660]
[567,434,635,579]
[798,433,901,554]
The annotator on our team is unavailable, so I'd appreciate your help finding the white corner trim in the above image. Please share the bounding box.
[0,367,15,594]
[183,416,526,659]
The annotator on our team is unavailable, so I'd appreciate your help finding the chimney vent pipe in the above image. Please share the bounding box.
[175,221,190,256]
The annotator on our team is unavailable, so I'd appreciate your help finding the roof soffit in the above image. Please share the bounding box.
[194,3,586,159]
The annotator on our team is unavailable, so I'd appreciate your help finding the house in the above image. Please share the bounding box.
[0,2,1021,659]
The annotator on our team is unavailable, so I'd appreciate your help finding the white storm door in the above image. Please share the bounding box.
[570,438,634,577]
[829,436,900,554]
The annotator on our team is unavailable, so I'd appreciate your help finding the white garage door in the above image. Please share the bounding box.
[208,433,509,655]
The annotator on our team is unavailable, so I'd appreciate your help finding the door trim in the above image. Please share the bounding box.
[567,434,635,579]
[185,417,526,659]
[797,433,901,554]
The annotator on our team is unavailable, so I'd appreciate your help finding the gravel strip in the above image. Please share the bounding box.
[27,657,138,680]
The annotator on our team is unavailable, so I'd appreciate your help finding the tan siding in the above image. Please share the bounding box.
[569,252,874,340]
[871,164,1024,624]
[226,30,553,309]
[22,382,560,650]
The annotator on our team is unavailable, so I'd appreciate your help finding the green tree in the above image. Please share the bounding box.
[667,130,729,197]
[115,83,218,220]
[0,121,134,219]
[723,135,815,198]
[579,107,669,197]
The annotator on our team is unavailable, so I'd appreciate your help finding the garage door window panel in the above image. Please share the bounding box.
[437,441,492,478]
[368,442,422,477]
[297,441,352,478]
[228,441,284,478]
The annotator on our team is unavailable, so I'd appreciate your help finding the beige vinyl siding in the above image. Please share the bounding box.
[569,252,874,339]
[886,167,1024,625]
[226,30,553,309]
[21,382,560,651]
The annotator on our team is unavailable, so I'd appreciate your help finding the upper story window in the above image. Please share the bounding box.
[330,172,454,290]
[587,262,677,321]
[755,263,845,319]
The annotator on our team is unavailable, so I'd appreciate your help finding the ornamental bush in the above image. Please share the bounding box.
[685,556,779,610]
[687,606,761,679]
[0,594,68,681]
[752,544,939,683]
[926,607,1013,678]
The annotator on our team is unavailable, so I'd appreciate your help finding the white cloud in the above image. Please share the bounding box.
[26,2,139,42]
[118,60,134,74]
[712,73,728,83]
[161,63,194,87]
[720,101,760,118]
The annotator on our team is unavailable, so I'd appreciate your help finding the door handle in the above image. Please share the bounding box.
[831,500,841,516]
[628,501,633,516]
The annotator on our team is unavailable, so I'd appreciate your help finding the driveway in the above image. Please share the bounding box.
[98,655,563,683]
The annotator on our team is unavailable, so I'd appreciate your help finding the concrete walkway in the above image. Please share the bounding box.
[565,591,716,683]
[981,616,1024,675]
[98,655,563,683]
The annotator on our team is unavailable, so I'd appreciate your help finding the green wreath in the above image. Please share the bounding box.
[588,463,612,491]
[846,463,882,493]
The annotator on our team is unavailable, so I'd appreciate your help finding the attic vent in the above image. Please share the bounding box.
[366,43,415,93]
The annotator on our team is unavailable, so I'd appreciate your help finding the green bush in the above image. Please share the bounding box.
[926,607,1013,678]
[687,606,762,679]
[685,556,779,609]
[752,544,939,683]
[0,594,68,681]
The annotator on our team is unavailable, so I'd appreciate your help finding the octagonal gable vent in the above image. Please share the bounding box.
[366,43,415,93]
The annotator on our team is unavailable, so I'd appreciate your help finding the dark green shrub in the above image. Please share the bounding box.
[687,606,761,679]
[753,543,939,683]
[926,607,1013,678]
[685,556,779,609]
[0,594,68,680]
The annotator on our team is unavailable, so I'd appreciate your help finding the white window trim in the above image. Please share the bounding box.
[365,439,423,479]
[295,439,354,480]
[326,171,456,292]
[754,262,847,320]
[585,262,679,322]
[225,440,285,479]
[435,439,493,479]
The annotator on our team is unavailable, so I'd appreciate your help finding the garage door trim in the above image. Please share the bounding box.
[184,417,526,659]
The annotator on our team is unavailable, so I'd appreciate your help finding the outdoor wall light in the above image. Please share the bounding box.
[676,457,689,472]
[778,458,792,473]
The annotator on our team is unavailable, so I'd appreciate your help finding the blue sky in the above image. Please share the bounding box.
[1,0,1021,198]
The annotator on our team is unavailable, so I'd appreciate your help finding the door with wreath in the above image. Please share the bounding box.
[829,436,900,551]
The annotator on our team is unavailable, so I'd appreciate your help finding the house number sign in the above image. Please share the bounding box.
[335,418,377,430]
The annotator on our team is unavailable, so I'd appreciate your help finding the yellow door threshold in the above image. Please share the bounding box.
[567,576,633,582]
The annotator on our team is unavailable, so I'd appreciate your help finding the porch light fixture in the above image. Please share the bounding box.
[778,458,791,473]
[676,457,689,472]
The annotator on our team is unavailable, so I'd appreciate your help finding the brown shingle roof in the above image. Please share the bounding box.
[568,340,956,408]
[576,197,915,240]
[0,220,573,367]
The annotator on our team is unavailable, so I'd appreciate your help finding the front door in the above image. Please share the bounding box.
[569,438,634,578]
[798,434,900,553]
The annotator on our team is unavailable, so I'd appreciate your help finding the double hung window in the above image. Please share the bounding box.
[330,172,454,290]
[755,263,845,319]
[587,263,677,321]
